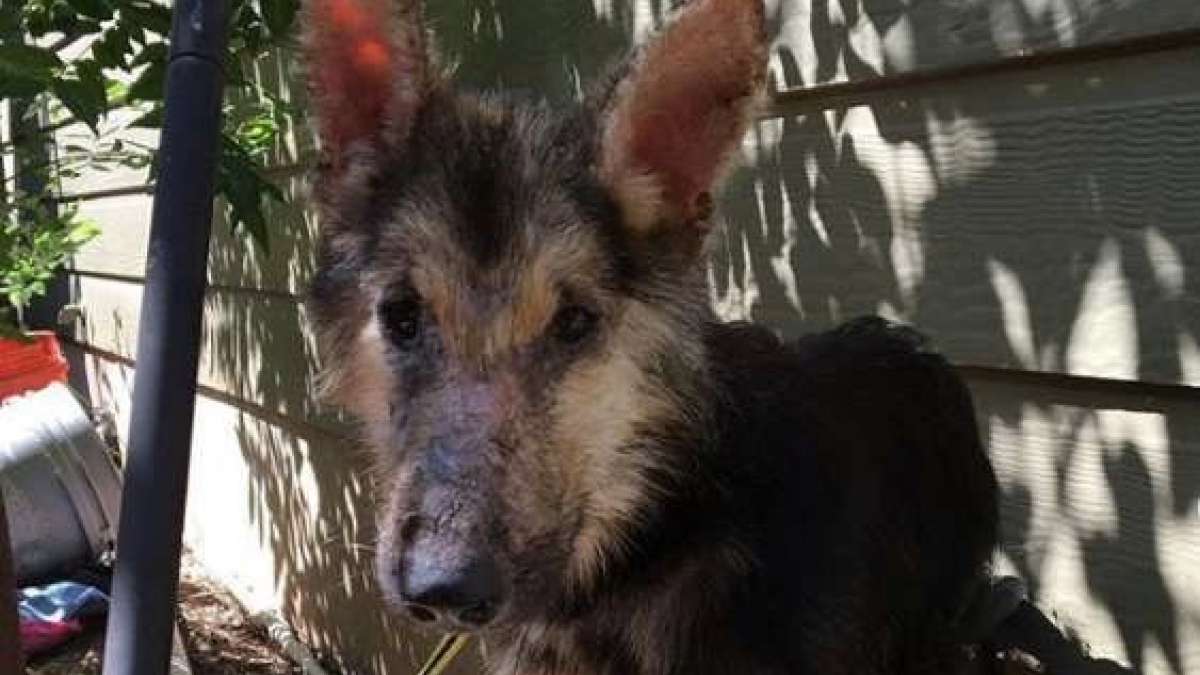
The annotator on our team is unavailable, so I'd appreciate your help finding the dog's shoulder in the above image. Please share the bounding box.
[707,314,983,486]
[793,315,939,374]
[790,316,969,410]
[708,315,962,403]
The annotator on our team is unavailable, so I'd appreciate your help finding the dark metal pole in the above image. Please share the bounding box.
[0,491,22,673]
[101,1,230,673]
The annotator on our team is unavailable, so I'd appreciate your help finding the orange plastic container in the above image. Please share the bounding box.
[0,331,69,402]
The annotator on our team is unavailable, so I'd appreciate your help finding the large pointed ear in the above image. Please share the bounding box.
[598,0,767,235]
[303,0,431,171]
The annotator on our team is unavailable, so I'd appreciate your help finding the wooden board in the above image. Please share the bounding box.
[966,371,1200,675]
[53,113,158,199]
[66,273,343,434]
[68,172,316,297]
[68,193,154,281]
[768,0,1200,90]
[714,45,1200,388]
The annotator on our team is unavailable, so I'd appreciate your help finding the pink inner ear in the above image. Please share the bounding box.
[608,0,765,218]
[307,0,400,163]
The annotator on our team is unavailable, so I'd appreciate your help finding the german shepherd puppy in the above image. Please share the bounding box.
[302,0,999,673]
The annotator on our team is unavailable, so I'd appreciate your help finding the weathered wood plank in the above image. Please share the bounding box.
[966,371,1200,675]
[53,111,158,198]
[715,45,1200,388]
[768,0,1200,91]
[66,273,340,433]
[69,194,154,280]
[68,171,317,297]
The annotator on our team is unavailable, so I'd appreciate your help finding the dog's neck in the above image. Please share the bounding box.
[486,539,750,675]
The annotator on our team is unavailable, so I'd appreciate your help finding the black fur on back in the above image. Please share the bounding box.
[520,316,1001,675]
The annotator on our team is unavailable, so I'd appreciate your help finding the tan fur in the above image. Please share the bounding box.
[311,289,374,405]
[390,217,604,367]
[488,622,576,675]
[505,234,597,353]
[486,543,754,675]
[598,0,766,226]
[341,312,394,426]
[555,300,706,589]
[601,170,666,233]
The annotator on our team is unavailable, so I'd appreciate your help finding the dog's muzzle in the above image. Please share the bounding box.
[397,546,504,628]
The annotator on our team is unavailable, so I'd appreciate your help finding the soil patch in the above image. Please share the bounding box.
[24,560,316,675]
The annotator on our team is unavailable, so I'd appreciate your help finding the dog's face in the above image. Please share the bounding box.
[304,0,765,631]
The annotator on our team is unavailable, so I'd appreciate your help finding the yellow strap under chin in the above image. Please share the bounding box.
[418,633,471,675]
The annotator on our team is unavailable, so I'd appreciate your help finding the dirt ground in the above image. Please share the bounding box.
[23,562,314,675]
[19,560,1061,675]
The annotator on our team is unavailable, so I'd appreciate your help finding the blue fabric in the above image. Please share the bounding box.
[18,581,109,623]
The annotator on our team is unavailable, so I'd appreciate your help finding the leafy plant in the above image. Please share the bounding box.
[0,199,98,338]
[1,0,302,335]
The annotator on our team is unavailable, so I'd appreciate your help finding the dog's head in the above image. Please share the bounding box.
[303,0,766,631]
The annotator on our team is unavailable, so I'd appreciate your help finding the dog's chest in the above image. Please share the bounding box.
[484,542,763,674]
[483,602,720,675]
[485,623,641,675]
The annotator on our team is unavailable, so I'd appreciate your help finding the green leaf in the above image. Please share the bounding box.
[223,52,249,88]
[261,0,301,39]
[0,210,99,314]
[66,220,102,244]
[52,64,108,132]
[49,0,87,34]
[0,43,62,96]
[0,43,63,75]
[118,0,173,36]
[216,134,283,252]
[72,0,115,21]
[130,40,168,68]
[0,312,24,339]
[229,1,269,52]
[21,0,56,37]
[106,78,129,101]
[92,25,134,69]
[0,74,44,98]
[126,57,166,101]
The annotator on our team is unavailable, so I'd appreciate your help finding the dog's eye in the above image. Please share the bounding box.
[380,297,422,347]
[552,306,599,345]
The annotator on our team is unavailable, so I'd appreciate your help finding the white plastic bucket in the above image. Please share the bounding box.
[0,382,121,584]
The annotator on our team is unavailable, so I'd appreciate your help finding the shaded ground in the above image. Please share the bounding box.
[24,560,312,675]
[21,558,1110,675]
[174,571,300,675]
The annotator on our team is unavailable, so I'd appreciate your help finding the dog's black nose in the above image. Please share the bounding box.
[400,554,503,627]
